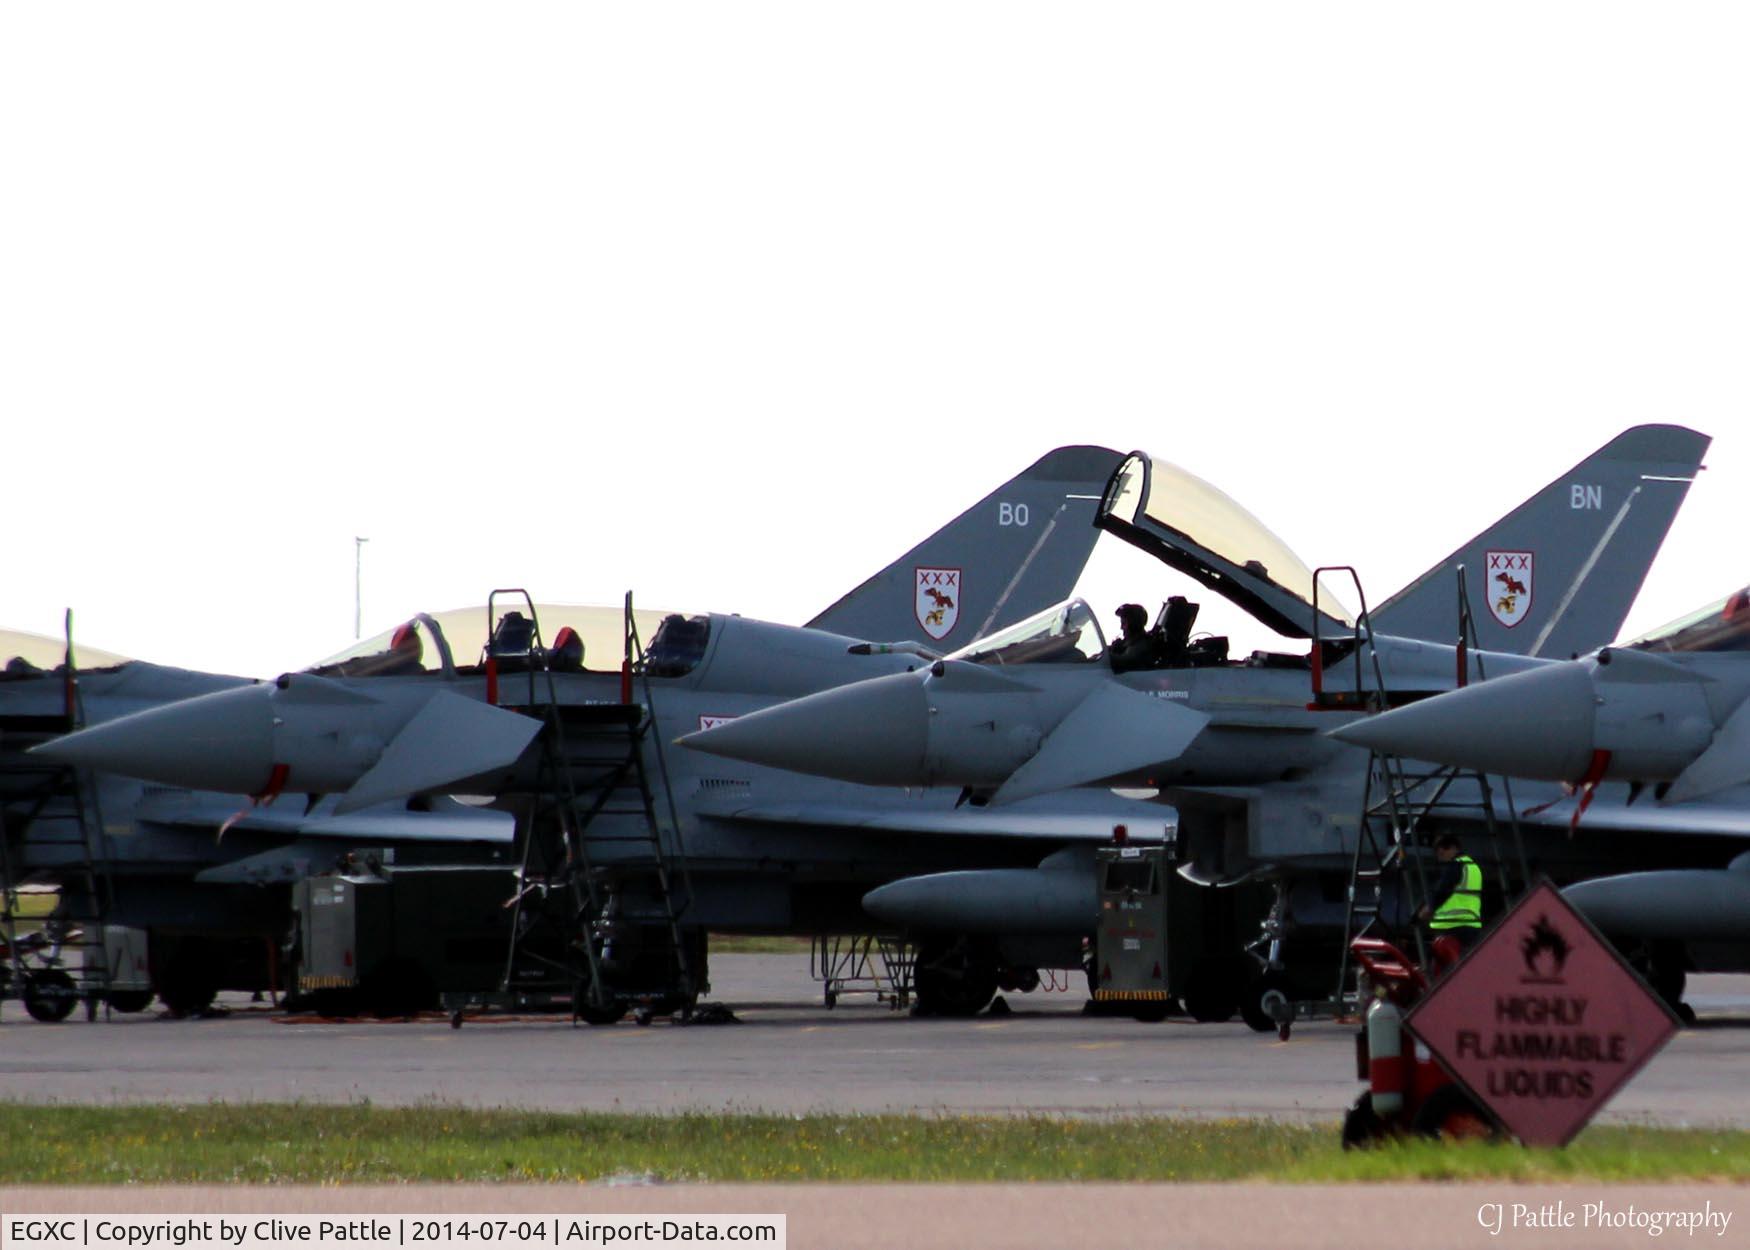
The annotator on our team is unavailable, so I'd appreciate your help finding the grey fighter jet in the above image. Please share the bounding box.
[679,426,1716,1018]
[16,446,1130,1014]
[1331,588,1750,806]
[2,625,525,1012]
[1328,586,1750,1012]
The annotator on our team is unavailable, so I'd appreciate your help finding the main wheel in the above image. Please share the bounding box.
[154,940,219,1018]
[1240,970,1292,1033]
[1181,958,1240,1023]
[913,938,999,1017]
[22,970,78,1023]
[104,990,155,1014]
[572,977,629,1026]
[1413,1084,1500,1141]
[362,958,436,1018]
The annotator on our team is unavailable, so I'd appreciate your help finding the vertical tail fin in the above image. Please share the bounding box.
[807,445,1123,648]
[1371,424,1710,657]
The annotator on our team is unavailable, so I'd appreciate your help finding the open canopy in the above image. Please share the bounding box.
[1095,452,1355,639]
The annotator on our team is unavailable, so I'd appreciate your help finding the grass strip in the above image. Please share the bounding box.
[0,1105,1746,1184]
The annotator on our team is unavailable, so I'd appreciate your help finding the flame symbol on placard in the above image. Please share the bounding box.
[1520,914,1572,982]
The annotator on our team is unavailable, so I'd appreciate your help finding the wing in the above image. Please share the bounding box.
[137,791,516,843]
[1486,782,1750,840]
[694,787,1177,841]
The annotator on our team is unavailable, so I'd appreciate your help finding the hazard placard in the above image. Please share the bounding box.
[1403,879,1681,1147]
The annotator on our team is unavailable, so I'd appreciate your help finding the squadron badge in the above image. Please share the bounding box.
[1485,550,1534,628]
[915,567,961,640]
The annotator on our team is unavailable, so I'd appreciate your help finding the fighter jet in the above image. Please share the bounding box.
[1330,588,1750,807]
[683,426,1707,804]
[1,624,527,1012]
[15,446,1130,1015]
[677,425,1717,1019]
[1326,586,1750,1016]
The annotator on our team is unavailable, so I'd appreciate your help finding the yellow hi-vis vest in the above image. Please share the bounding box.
[1430,855,1484,930]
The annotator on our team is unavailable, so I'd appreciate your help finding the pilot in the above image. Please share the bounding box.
[1109,603,1152,672]
[1417,834,1484,951]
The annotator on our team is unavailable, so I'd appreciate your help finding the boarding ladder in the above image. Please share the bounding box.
[0,612,121,1021]
[454,591,697,1025]
[1314,568,1529,1013]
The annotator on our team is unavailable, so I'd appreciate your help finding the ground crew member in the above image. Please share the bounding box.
[1416,833,1483,950]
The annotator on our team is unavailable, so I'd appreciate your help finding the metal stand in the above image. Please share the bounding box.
[811,935,914,1010]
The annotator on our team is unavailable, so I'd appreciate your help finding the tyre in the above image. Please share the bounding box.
[1131,1000,1172,1023]
[362,959,436,1018]
[1240,970,1292,1033]
[1341,1092,1384,1150]
[309,987,362,1018]
[913,938,999,1017]
[154,940,219,1018]
[1181,958,1240,1024]
[572,977,629,1026]
[1413,1084,1500,1141]
[1650,964,1686,1007]
[22,970,78,1023]
[104,990,155,1014]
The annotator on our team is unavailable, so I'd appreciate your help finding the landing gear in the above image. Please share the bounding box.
[575,999,631,1026]
[1632,941,1695,1025]
[104,990,155,1014]
[1240,970,1292,1034]
[1181,957,1240,1023]
[913,938,999,1017]
[152,936,220,1018]
[360,958,436,1018]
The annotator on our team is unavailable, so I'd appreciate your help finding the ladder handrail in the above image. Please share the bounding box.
[480,589,699,1019]
[484,589,614,1013]
[624,591,696,1000]
[625,593,694,923]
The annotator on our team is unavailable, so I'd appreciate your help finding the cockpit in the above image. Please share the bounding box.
[1,629,131,679]
[302,603,685,679]
[1106,596,1234,672]
[1632,587,1750,654]
[1078,451,1372,675]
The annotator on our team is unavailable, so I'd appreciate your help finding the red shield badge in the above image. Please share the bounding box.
[915,567,961,640]
[1485,551,1534,628]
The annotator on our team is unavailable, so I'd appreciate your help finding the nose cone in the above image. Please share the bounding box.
[1327,661,1598,780]
[31,683,278,793]
[678,671,929,785]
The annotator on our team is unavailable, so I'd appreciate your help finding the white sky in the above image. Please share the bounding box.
[3,4,1745,678]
